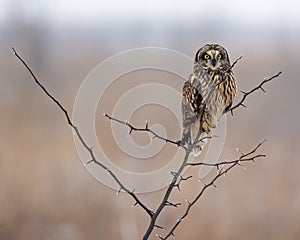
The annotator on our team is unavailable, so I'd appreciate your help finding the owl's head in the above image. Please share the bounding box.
[195,44,230,71]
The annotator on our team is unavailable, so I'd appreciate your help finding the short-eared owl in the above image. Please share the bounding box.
[181,44,236,156]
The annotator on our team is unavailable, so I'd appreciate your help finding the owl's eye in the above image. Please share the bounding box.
[217,54,222,59]
[203,54,210,60]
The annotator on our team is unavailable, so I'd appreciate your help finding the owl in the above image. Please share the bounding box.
[181,44,236,156]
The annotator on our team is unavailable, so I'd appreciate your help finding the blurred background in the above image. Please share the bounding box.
[1,0,300,239]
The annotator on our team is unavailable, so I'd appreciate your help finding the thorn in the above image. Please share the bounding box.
[175,184,181,192]
[155,225,166,230]
[128,128,133,136]
[145,120,149,129]
[185,199,191,206]
[260,86,266,93]
[85,159,93,165]
[212,182,218,190]
[240,103,247,109]
[217,164,224,174]
[117,187,122,195]
[236,148,244,155]
[12,47,17,54]
[181,175,193,181]
[261,139,267,144]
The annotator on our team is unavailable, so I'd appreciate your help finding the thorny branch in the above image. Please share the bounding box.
[162,141,265,239]
[12,47,154,218]
[227,55,243,72]
[214,55,243,88]
[230,71,282,115]
[104,68,281,239]
[104,114,183,148]
[13,47,281,240]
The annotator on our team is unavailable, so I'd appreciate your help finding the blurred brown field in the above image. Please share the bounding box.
[1,1,300,239]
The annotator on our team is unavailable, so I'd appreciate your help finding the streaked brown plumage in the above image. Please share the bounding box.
[181,44,236,156]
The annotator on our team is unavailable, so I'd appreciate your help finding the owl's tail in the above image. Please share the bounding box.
[182,121,207,157]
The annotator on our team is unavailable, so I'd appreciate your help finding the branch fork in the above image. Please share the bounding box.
[13,47,281,240]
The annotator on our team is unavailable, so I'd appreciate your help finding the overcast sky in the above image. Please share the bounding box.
[1,0,299,27]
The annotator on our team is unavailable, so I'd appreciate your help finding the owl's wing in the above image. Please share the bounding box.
[181,78,203,145]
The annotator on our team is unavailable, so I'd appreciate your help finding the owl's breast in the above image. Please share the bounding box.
[200,71,236,128]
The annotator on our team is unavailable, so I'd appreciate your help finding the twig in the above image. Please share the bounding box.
[227,55,243,72]
[213,56,243,88]
[12,47,154,218]
[13,47,281,240]
[187,137,266,166]
[230,71,282,115]
[104,114,183,148]
[162,141,265,239]
[141,105,206,240]
[174,175,193,192]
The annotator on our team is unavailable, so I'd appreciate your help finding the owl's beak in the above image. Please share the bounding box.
[212,59,217,67]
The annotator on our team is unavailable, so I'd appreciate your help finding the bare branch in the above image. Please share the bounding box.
[227,55,243,72]
[12,47,154,218]
[165,201,181,208]
[162,141,265,239]
[187,154,266,167]
[142,110,206,240]
[14,47,279,240]
[230,71,282,115]
[104,114,184,148]
[174,175,193,192]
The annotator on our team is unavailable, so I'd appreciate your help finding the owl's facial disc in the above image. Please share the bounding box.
[202,50,222,70]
